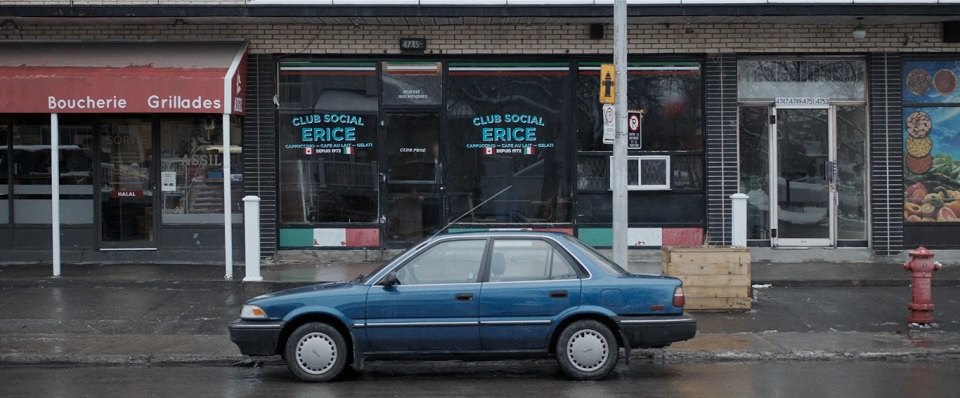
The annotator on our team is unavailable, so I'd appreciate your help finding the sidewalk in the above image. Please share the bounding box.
[1,260,959,366]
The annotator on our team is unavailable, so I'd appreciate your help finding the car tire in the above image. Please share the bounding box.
[556,320,619,381]
[284,322,348,382]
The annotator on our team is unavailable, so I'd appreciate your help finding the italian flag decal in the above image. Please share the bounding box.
[342,146,354,155]
[524,146,535,155]
[312,228,380,247]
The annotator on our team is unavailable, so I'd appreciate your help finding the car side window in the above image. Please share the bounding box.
[489,239,579,282]
[394,239,486,285]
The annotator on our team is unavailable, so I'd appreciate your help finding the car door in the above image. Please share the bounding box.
[479,238,583,351]
[364,238,487,352]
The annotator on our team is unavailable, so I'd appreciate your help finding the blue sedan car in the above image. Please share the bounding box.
[229,232,696,381]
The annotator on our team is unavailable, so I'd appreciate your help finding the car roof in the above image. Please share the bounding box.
[437,231,570,239]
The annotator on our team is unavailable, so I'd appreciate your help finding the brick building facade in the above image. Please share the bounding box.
[2,1,960,263]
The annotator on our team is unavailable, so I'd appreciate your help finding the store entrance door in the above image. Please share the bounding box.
[99,118,157,249]
[770,104,836,247]
[382,113,443,246]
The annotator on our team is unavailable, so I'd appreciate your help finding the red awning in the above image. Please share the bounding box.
[0,41,247,115]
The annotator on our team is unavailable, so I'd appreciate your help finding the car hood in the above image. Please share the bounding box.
[249,281,355,302]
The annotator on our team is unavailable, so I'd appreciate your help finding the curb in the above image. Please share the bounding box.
[3,349,959,367]
[751,279,960,288]
[0,353,246,366]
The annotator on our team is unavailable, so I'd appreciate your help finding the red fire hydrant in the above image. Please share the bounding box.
[903,246,943,325]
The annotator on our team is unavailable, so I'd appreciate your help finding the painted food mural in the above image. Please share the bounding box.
[903,61,960,223]
[903,108,960,222]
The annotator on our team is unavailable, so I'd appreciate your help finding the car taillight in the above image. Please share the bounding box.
[673,286,685,308]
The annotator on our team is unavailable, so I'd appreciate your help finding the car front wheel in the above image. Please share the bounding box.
[284,322,348,382]
[556,320,619,380]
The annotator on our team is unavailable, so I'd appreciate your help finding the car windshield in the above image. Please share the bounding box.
[560,235,628,275]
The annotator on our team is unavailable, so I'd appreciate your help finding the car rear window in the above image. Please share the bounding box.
[560,235,628,275]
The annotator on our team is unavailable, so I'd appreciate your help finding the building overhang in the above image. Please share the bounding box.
[0,41,248,115]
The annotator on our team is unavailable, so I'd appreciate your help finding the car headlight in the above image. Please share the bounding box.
[241,305,268,320]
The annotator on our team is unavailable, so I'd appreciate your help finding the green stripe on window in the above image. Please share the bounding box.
[279,228,314,247]
[279,61,377,68]
[579,61,700,68]
[447,227,487,234]
[577,227,612,247]
[448,61,569,68]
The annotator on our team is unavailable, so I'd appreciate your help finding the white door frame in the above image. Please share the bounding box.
[769,99,837,247]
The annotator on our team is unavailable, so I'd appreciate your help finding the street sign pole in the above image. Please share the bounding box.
[612,0,628,267]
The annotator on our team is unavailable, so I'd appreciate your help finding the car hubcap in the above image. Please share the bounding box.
[296,332,337,375]
[566,329,609,372]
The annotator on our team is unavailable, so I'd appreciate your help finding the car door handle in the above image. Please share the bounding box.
[549,290,568,298]
[455,293,474,301]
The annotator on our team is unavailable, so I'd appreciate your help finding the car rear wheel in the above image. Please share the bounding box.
[556,320,619,380]
[284,322,348,382]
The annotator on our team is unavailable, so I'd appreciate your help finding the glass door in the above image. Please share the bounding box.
[382,113,443,246]
[771,107,835,247]
[99,118,156,249]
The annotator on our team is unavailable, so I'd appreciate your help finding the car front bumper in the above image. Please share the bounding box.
[228,320,284,356]
[617,313,697,348]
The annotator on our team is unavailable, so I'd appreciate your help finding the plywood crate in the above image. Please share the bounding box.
[661,247,752,311]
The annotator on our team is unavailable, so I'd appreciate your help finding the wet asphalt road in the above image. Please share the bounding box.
[2,359,959,398]
[1,283,957,336]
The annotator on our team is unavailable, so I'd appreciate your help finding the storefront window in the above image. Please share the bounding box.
[837,105,868,240]
[903,60,960,224]
[574,62,704,226]
[278,62,379,224]
[737,58,868,244]
[10,116,94,224]
[382,62,443,106]
[159,117,242,224]
[577,63,703,152]
[738,60,866,101]
[739,106,771,240]
[445,63,572,223]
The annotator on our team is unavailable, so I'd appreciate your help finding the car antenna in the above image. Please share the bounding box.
[428,184,513,240]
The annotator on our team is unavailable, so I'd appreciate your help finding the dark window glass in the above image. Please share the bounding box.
[640,157,668,186]
[10,115,94,224]
[99,117,154,244]
[576,64,703,151]
[278,63,379,224]
[576,155,609,191]
[574,63,704,227]
[672,155,703,190]
[576,191,705,225]
[445,64,572,223]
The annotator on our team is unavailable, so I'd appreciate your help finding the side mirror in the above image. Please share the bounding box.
[381,271,400,288]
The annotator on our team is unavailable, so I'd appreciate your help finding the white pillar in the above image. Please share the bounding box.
[243,195,262,282]
[731,193,748,248]
[51,113,61,277]
[223,114,233,280]
[611,0,629,267]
